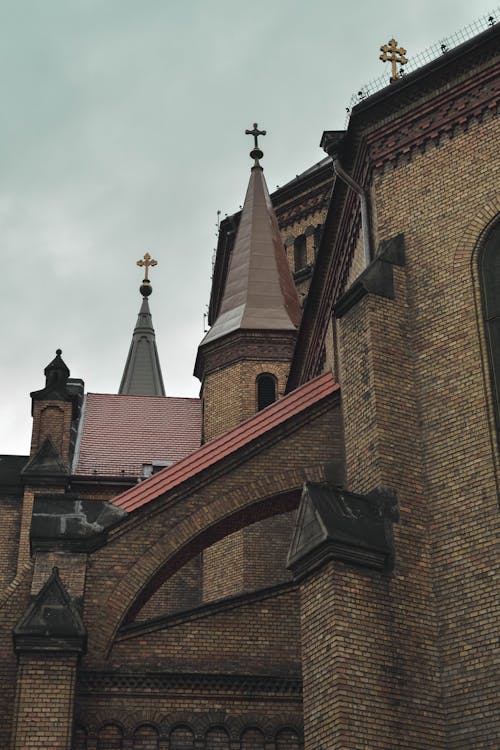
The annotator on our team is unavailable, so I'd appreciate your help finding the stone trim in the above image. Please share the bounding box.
[334,233,405,317]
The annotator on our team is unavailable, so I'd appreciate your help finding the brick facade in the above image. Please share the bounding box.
[0,24,498,750]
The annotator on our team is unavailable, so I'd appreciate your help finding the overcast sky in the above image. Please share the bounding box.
[0,0,497,454]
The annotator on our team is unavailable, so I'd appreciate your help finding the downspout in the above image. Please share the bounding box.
[333,159,373,267]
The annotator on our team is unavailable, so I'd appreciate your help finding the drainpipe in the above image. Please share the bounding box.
[333,159,373,267]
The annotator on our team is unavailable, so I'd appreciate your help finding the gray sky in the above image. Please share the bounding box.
[0,0,497,454]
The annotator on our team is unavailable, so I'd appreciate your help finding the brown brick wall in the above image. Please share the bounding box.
[74,692,302,750]
[110,587,301,675]
[11,653,78,750]
[301,560,400,749]
[82,401,341,664]
[0,562,33,750]
[370,114,500,748]
[31,399,73,463]
[333,261,446,746]
[202,361,291,442]
[137,555,202,621]
[202,512,295,603]
[0,496,22,587]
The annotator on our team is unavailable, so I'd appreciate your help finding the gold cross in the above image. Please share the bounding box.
[136,252,158,280]
[379,39,408,80]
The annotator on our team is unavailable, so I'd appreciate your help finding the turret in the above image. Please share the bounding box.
[195,125,301,441]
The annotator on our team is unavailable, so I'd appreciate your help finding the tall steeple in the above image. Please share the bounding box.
[119,253,166,397]
[199,124,301,349]
[195,124,302,441]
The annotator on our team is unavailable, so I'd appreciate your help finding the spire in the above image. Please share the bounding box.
[201,124,301,347]
[119,254,166,396]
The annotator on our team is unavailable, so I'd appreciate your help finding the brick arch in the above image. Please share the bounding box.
[452,196,500,273]
[88,462,329,661]
[83,392,340,660]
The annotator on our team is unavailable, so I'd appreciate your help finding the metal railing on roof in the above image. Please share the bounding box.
[345,9,498,124]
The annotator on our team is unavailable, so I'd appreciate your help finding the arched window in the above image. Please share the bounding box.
[133,724,159,749]
[97,724,123,750]
[257,373,277,411]
[294,235,307,271]
[480,219,500,429]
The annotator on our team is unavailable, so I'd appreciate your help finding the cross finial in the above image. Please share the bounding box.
[136,252,158,297]
[379,39,408,81]
[245,122,266,166]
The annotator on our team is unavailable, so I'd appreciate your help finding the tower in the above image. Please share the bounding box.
[195,125,302,442]
[119,253,165,397]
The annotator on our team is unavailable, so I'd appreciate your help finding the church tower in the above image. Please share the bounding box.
[195,125,302,441]
[119,253,165,396]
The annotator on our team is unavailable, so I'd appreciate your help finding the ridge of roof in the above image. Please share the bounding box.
[112,371,339,513]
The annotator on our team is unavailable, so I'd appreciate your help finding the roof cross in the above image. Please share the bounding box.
[136,252,158,281]
[379,38,408,81]
[245,123,267,165]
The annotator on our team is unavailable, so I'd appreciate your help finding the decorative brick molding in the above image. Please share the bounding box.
[78,671,302,698]
[195,329,297,381]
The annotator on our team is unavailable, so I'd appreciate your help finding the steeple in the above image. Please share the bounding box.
[119,254,166,396]
[199,125,301,349]
[195,125,302,441]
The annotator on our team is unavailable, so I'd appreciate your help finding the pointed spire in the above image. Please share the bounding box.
[201,125,301,347]
[119,255,166,396]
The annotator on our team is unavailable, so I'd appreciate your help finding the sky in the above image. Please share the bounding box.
[0,0,497,454]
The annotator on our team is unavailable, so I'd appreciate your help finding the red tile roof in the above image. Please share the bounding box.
[113,371,339,513]
[74,393,202,477]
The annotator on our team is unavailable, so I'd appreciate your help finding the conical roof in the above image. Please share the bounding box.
[119,293,165,396]
[201,163,301,346]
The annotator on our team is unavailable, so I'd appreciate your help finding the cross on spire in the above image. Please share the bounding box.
[245,123,266,165]
[379,38,408,81]
[136,252,158,281]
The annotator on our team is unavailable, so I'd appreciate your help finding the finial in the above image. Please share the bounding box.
[379,39,408,81]
[56,349,62,356]
[245,123,266,166]
[136,252,157,297]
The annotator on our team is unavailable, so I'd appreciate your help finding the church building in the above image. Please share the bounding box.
[0,22,498,750]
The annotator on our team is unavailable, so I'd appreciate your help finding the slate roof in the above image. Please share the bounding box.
[119,296,166,396]
[73,393,202,478]
[113,371,339,513]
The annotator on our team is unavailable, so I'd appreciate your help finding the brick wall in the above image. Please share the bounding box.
[370,113,500,748]
[0,496,22,587]
[31,399,73,463]
[11,653,78,750]
[202,361,291,442]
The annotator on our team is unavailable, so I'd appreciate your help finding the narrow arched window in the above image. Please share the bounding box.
[294,235,307,271]
[257,374,277,411]
[480,219,500,429]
